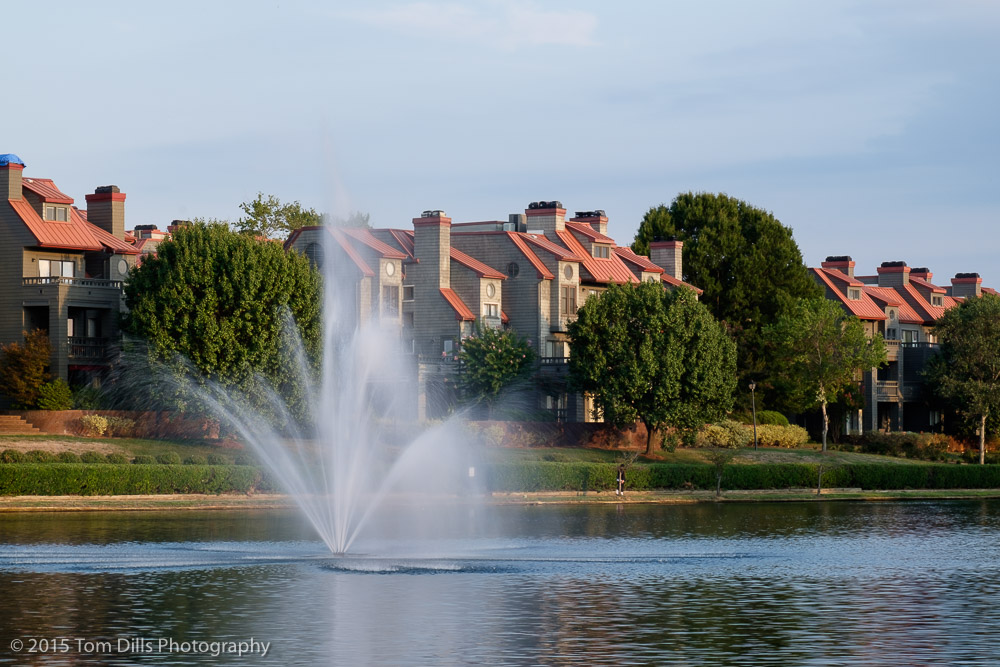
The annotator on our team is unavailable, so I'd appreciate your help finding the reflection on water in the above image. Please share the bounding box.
[1,501,1000,665]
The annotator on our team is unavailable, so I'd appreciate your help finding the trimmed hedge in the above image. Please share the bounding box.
[485,462,1000,493]
[0,464,275,496]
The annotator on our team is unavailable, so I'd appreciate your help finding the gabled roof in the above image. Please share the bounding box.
[10,198,102,251]
[81,210,140,254]
[564,221,615,244]
[21,178,73,204]
[451,247,506,279]
[440,288,476,321]
[339,227,408,259]
[613,246,663,273]
[813,268,887,320]
[520,233,582,261]
[555,229,637,285]
[864,285,922,324]
[506,232,554,279]
[910,276,946,294]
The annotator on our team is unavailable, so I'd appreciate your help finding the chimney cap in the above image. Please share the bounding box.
[652,235,678,243]
[528,200,562,210]
[95,185,121,194]
[573,210,606,218]
[0,153,25,167]
[134,224,158,231]
[825,255,853,263]
[955,272,981,279]
[880,260,908,268]
[911,266,930,274]
[420,209,446,218]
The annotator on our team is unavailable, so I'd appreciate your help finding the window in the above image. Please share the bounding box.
[561,286,577,315]
[38,259,74,278]
[931,295,943,307]
[403,312,414,328]
[902,330,917,343]
[886,328,897,340]
[38,259,50,277]
[592,245,610,259]
[304,242,324,268]
[485,303,499,318]
[381,285,399,316]
[402,285,415,302]
[44,206,68,221]
[848,288,861,300]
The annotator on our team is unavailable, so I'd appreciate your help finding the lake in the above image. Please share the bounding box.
[1,500,999,665]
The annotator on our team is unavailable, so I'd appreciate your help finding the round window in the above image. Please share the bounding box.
[507,262,520,278]
[486,283,496,298]
[386,262,395,277]
[117,259,129,275]
[889,310,896,321]
[564,265,573,279]
[304,242,325,268]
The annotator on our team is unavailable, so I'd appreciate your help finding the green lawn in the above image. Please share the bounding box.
[0,435,245,463]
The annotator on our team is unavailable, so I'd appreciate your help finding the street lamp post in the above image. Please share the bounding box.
[749,381,758,451]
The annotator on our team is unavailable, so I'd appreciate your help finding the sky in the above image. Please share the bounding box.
[6,0,999,285]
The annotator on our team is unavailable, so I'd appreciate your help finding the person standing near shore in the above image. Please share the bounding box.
[616,464,626,497]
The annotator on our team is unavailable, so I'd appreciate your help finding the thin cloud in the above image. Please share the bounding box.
[342,2,598,48]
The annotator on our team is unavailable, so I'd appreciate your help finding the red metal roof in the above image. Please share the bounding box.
[613,246,663,273]
[555,229,637,285]
[82,213,140,255]
[451,248,506,279]
[21,178,73,203]
[864,285,921,323]
[520,233,582,261]
[813,268,887,320]
[440,288,476,321]
[9,198,102,250]
[910,276,946,293]
[506,233,554,279]
[340,227,408,259]
[564,221,615,243]
[330,228,374,277]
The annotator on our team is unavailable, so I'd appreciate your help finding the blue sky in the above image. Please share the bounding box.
[7,1,999,284]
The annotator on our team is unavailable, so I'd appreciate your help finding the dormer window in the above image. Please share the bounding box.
[592,245,611,259]
[44,206,68,222]
[848,288,861,300]
[931,295,943,307]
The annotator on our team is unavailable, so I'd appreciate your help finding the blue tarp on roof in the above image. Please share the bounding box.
[0,154,25,167]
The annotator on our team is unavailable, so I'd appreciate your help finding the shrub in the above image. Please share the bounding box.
[132,455,156,464]
[105,416,137,438]
[847,432,952,462]
[0,449,26,463]
[757,410,790,426]
[0,329,51,408]
[25,450,56,463]
[755,424,810,448]
[36,378,73,410]
[105,453,129,464]
[234,453,257,466]
[72,385,103,410]
[698,421,752,448]
[696,424,728,447]
[156,452,182,465]
[184,455,207,465]
[80,415,109,437]
[0,464,276,495]
[206,453,228,465]
[56,451,80,463]
[80,451,106,464]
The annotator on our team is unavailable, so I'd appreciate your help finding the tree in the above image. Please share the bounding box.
[925,294,1000,464]
[766,298,887,451]
[236,193,323,238]
[568,282,736,456]
[632,193,822,411]
[122,223,322,419]
[0,329,52,408]
[458,325,535,417]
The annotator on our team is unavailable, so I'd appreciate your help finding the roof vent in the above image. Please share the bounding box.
[95,185,121,194]
[528,200,562,210]
[880,260,907,268]
[421,209,446,218]
[956,272,981,279]
[825,255,852,262]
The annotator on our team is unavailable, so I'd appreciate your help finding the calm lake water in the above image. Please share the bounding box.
[1,500,999,665]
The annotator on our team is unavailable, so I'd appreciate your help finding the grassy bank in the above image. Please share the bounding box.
[0,464,274,495]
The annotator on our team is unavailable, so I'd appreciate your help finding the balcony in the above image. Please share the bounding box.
[876,380,901,401]
[23,277,123,289]
[67,337,111,362]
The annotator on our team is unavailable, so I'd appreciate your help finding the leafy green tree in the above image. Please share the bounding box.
[568,282,737,456]
[925,294,1000,464]
[458,325,535,417]
[632,193,822,411]
[766,298,887,451]
[236,193,323,238]
[0,329,52,408]
[123,223,322,419]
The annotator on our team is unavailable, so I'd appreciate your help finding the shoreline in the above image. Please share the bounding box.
[3,488,1000,512]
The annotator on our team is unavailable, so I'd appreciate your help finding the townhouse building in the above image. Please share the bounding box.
[0,154,139,389]
[813,255,993,434]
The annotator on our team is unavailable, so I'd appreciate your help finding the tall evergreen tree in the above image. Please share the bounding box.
[632,192,822,410]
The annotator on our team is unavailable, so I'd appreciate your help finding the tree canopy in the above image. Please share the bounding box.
[122,223,322,419]
[458,325,535,417]
[766,297,887,450]
[925,294,1000,464]
[631,192,822,410]
[235,192,370,239]
[568,282,736,455]
[0,329,52,409]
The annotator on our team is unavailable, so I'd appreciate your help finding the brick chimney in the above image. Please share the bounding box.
[0,153,25,200]
[877,261,910,288]
[650,239,683,281]
[951,273,982,299]
[909,267,932,282]
[569,210,608,236]
[821,255,855,278]
[525,200,566,237]
[85,185,126,240]
[413,209,451,289]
